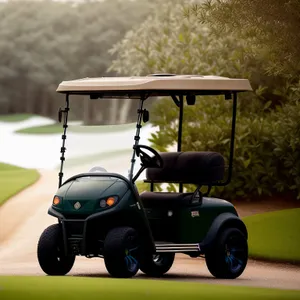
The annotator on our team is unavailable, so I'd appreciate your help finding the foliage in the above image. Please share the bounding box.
[270,100,300,196]
[149,96,272,198]
[109,0,300,200]
[0,163,40,206]
[149,94,300,200]
[109,0,293,111]
[0,0,154,124]
[185,0,300,79]
[244,208,300,263]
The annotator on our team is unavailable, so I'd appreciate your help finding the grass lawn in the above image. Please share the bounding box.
[243,208,300,263]
[136,180,149,193]
[57,148,133,169]
[0,163,40,206]
[135,180,163,193]
[16,122,136,134]
[0,276,299,300]
[0,114,36,122]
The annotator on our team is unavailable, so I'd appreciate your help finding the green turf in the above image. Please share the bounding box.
[58,148,132,169]
[16,122,136,134]
[0,114,36,122]
[244,208,300,263]
[0,163,40,206]
[135,180,150,193]
[135,180,162,193]
[15,123,63,134]
[0,276,299,300]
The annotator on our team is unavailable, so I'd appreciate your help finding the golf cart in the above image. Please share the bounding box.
[37,74,253,279]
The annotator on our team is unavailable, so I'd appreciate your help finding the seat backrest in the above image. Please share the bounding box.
[145,151,225,185]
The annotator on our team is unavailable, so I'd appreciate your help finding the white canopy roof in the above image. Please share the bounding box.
[56,75,252,97]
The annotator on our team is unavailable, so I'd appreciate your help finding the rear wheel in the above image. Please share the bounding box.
[205,228,248,279]
[103,227,140,278]
[140,253,175,277]
[37,223,75,275]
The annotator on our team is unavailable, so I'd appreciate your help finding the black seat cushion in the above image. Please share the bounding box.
[140,191,194,209]
[146,151,225,185]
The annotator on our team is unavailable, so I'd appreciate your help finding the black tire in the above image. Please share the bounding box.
[205,227,248,279]
[103,227,140,278]
[37,223,75,276]
[139,253,175,277]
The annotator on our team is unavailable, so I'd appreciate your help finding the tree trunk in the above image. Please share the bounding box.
[119,99,134,124]
[83,96,92,125]
[109,98,119,124]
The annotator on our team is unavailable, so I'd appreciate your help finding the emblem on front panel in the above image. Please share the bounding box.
[74,201,81,210]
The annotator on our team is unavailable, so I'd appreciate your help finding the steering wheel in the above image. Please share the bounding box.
[135,145,163,168]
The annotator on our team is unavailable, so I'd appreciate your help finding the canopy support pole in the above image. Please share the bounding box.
[178,95,184,193]
[58,94,70,188]
[225,91,237,185]
[129,96,145,182]
[216,91,238,186]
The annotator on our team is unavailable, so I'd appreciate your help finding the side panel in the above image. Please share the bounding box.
[176,198,236,243]
[175,197,238,243]
[144,207,177,242]
[145,197,238,244]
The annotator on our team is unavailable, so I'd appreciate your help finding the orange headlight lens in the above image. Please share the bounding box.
[53,196,61,205]
[106,196,116,206]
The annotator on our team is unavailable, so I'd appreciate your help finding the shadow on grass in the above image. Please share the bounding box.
[70,272,246,282]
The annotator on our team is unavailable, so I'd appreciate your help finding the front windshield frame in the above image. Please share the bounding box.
[57,91,238,189]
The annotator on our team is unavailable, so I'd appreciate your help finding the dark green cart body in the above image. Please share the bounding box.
[50,172,247,257]
[37,74,252,279]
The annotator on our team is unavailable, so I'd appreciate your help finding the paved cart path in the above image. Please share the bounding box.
[1,167,300,291]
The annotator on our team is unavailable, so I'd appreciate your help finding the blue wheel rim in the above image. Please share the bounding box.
[225,237,247,273]
[124,247,139,273]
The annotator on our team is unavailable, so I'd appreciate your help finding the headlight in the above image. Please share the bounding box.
[53,196,62,206]
[99,196,118,208]
[106,197,116,206]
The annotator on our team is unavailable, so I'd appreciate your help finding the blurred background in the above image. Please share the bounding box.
[0,0,300,280]
[0,0,299,204]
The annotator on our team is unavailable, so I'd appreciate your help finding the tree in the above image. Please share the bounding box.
[109,0,292,112]
[0,0,155,124]
[185,0,300,80]
[109,0,300,200]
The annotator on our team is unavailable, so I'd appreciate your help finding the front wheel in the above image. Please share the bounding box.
[103,227,140,278]
[205,228,248,279]
[140,253,175,277]
[37,223,75,275]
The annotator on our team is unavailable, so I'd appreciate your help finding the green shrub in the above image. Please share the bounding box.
[270,100,300,197]
[109,0,300,200]
[109,0,291,112]
[148,94,300,200]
